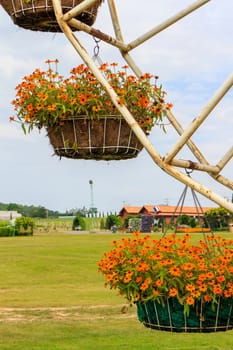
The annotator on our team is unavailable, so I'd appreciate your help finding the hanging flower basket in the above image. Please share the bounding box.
[10,59,171,161]
[137,298,233,333]
[98,232,233,333]
[0,0,103,32]
[47,116,144,160]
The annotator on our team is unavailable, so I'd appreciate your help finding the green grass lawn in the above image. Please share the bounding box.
[1,231,233,349]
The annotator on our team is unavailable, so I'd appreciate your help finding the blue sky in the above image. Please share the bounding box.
[0,0,232,213]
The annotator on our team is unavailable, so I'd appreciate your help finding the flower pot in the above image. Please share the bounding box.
[47,116,144,160]
[0,0,103,32]
[137,298,233,333]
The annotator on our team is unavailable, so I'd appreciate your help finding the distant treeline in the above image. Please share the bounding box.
[0,202,61,218]
[0,202,115,219]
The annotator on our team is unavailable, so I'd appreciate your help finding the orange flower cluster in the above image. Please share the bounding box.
[98,232,233,314]
[11,59,172,133]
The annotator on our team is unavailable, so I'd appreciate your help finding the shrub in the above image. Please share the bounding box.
[72,216,86,230]
[176,214,197,228]
[0,221,15,236]
[15,217,34,236]
[100,218,106,230]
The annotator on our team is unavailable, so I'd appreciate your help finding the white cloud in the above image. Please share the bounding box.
[0,122,42,141]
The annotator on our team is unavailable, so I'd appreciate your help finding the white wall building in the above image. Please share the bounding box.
[0,211,22,221]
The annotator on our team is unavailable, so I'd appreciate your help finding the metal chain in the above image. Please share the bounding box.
[92,36,103,65]
[93,36,100,57]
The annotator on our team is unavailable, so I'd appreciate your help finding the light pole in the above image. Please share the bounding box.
[89,179,94,232]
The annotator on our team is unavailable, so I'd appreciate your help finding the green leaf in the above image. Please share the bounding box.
[21,124,27,134]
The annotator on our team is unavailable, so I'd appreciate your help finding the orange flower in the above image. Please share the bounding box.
[186,284,195,293]
[204,295,212,302]
[198,284,207,292]
[216,275,225,283]
[70,98,76,105]
[136,276,142,283]
[26,103,34,112]
[140,278,149,291]
[213,284,223,295]
[182,263,195,271]
[185,271,193,279]
[78,93,88,105]
[224,290,232,298]
[137,97,150,108]
[186,296,195,305]
[155,279,163,287]
[198,273,207,282]
[92,105,101,112]
[123,275,132,283]
[191,290,200,298]
[134,292,140,301]
[166,102,173,109]
[154,252,163,260]
[169,288,178,297]
[99,63,109,71]
[206,271,215,279]
[105,274,113,282]
[47,104,56,111]
[169,266,181,277]
[136,262,150,272]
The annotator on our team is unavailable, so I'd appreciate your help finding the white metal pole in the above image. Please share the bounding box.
[127,0,211,50]
[164,73,233,163]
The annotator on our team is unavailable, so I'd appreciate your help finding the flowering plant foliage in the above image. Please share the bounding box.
[11,59,172,133]
[98,232,233,314]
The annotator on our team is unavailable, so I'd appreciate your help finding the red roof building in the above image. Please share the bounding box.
[118,206,142,223]
[118,204,215,224]
[140,205,213,222]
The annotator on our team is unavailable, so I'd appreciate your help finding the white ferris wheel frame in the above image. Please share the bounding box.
[52,0,233,213]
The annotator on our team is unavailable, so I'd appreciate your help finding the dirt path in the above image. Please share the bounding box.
[0,305,136,322]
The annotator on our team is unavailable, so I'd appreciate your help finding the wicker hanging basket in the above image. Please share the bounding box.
[47,115,145,160]
[0,0,103,32]
[137,298,233,333]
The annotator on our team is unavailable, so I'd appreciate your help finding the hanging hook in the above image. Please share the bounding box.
[185,167,194,176]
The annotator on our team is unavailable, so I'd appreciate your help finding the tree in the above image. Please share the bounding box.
[105,214,121,230]
[204,207,231,230]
